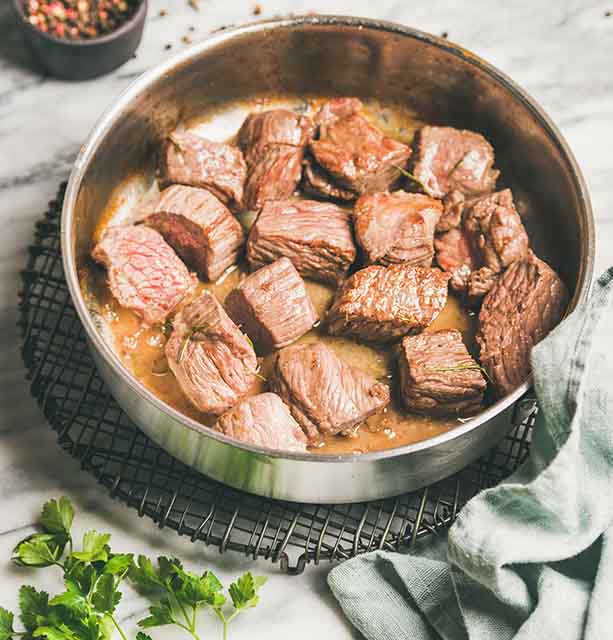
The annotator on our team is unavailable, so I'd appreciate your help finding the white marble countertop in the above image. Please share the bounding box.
[1,1,612,638]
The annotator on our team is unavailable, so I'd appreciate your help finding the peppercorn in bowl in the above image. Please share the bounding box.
[11,0,147,80]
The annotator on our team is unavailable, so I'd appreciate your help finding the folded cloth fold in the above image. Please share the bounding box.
[329,267,613,640]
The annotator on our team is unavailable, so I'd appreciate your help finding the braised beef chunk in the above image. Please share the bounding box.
[466,267,498,306]
[434,227,480,295]
[434,189,529,303]
[270,342,390,442]
[243,144,306,211]
[463,189,529,273]
[477,254,568,397]
[238,109,315,210]
[302,158,356,202]
[307,98,412,199]
[327,264,450,342]
[246,199,357,285]
[214,393,308,452]
[411,126,499,199]
[354,191,442,267]
[238,109,314,165]
[399,330,487,416]
[165,290,258,415]
[315,97,364,125]
[438,190,470,233]
[160,130,246,208]
[145,185,245,282]
[91,225,196,326]
[225,257,318,352]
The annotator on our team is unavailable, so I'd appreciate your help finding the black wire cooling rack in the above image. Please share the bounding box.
[17,183,535,574]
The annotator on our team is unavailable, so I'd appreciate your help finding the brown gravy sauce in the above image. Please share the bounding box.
[83,96,481,455]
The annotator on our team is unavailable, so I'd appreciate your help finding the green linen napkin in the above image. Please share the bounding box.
[329,267,613,640]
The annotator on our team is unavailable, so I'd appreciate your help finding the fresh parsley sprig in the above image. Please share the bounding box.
[1,498,266,640]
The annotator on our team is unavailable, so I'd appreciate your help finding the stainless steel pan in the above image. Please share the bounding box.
[61,15,594,503]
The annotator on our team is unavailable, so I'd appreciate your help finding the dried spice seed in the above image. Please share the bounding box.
[24,0,141,40]
[441,30,449,38]
[188,0,200,11]
[253,4,262,14]
[164,43,172,50]
[181,35,192,44]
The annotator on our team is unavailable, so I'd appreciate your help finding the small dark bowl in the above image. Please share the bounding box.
[11,0,147,81]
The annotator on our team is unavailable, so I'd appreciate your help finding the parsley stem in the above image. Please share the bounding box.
[110,615,128,640]
[174,619,201,640]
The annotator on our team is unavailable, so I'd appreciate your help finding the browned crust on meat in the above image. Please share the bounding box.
[398,329,487,416]
[476,254,568,396]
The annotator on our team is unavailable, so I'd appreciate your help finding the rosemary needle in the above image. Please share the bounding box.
[393,164,428,192]
[178,324,208,364]
[448,151,470,177]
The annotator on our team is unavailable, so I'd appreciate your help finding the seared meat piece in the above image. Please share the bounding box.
[399,330,487,416]
[91,225,196,326]
[302,158,356,202]
[463,189,529,273]
[225,257,318,352]
[326,264,450,342]
[353,191,442,267]
[146,185,245,282]
[434,190,529,303]
[270,342,390,442]
[477,253,568,397]
[165,290,258,415]
[315,97,364,125]
[243,145,305,211]
[214,393,308,453]
[238,109,314,165]
[434,227,480,294]
[437,190,470,233]
[246,199,357,285]
[238,109,315,210]
[466,267,498,306]
[160,130,246,208]
[411,126,499,199]
[307,98,412,198]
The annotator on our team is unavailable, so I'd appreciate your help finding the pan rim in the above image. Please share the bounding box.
[61,14,595,465]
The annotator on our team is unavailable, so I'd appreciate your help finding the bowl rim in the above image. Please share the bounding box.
[61,14,595,464]
[11,0,147,47]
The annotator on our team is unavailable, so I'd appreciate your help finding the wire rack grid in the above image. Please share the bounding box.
[17,183,534,574]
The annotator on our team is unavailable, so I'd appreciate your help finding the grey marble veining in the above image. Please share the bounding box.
[0,1,612,638]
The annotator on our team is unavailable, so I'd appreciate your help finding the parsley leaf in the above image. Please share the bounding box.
[0,607,14,640]
[71,531,110,564]
[138,600,175,629]
[228,572,266,611]
[19,585,49,632]
[5,497,268,640]
[49,590,88,619]
[63,562,96,598]
[91,574,121,614]
[103,554,133,576]
[39,498,74,538]
[13,533,63,568]
[129,555,164,593]
[158,557,183,585]
[33,623,81,640]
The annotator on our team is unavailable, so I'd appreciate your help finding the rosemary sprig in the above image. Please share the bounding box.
[240,332,267,381]
[178,324,209,364]
[447,151,470,177]
[393,164,428,192]
[425,359,492,383]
